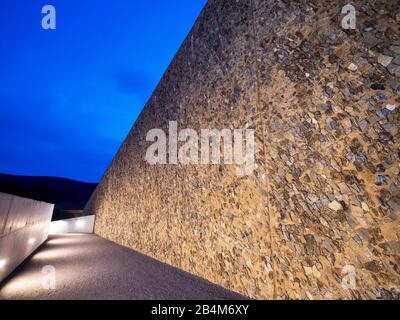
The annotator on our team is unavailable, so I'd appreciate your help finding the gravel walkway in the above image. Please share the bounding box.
[0,234,245,300]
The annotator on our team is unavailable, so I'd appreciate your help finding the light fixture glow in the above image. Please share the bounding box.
[76,220,85,228]
[0,259,7,269]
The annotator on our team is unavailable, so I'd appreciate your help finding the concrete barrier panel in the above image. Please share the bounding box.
[0,193,53,283]
[49,215,95,235]
[0,193,13,237]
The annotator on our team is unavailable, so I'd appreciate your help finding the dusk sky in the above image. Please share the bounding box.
[0,0,206,183]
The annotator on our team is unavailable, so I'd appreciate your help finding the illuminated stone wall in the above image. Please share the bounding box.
[85,0,400,299]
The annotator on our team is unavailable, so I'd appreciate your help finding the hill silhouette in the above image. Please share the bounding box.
[0,173,97,220]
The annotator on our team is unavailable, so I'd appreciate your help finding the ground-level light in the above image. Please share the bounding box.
[0,259,7,269]
[76,220,85,228]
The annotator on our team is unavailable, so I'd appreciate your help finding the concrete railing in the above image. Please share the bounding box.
[0,193,54,283]
[49,215,95,235]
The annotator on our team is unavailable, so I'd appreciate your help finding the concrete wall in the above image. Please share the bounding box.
[0,193,53,283]
[49,215,95,234]
[85,0,400,299]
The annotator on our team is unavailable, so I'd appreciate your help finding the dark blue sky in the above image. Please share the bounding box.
[0,0,206,183]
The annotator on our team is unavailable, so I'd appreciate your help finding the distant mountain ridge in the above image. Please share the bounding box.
[0,173,97,220]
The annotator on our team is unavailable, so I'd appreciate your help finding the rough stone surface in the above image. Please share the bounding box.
[85,0,400,299]
[378,54,393,67]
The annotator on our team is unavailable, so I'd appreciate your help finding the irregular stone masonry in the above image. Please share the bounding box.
[85,0,400,299]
